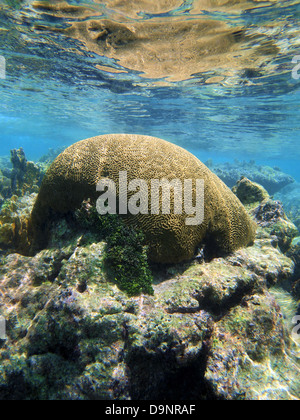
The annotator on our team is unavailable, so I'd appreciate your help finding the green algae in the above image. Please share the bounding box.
[0,170,300,399]
[104,221,154,297]
[232,176,270,206]
[76,206,154,297]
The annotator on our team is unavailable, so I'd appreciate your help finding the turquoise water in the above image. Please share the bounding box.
[0,0,300,180]
[1,1,300,401]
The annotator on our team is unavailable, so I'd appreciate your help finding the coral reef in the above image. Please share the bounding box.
[0,194,36,255]
[28,134,256,263]
[251,199,298,253]
[0,157,12,204]
[0,170,11,206]
[207,160,294,194]
[10,148,44,197]
[232,176,270,206]
[286,237,300,296]
[0,148,47,256]
[0,149,299,400]
[104,218,154,297]
[0,209,299,400]
[0,148,44,205]
[38,147,66,171]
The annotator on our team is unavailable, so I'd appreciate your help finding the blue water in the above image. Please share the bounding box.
[1,0,300,402]
[0,0,300,180]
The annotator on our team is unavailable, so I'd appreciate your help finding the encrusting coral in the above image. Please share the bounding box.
[28,134,256,263]
[0,194,36,254]
[10,148,44,197]
[232,176,270,206]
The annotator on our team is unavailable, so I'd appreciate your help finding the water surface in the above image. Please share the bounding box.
[0,0,299,179]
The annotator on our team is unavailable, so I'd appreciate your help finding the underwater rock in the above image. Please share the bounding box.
[10,148,44,197]
[0,194,36,255]
[28,134,256,263]
[232,176,269,205]
[207,160,294,194]
[0,221,298,400]
[251,199,298,253]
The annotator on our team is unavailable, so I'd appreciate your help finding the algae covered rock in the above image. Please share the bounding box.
[38,146,66,170]
[0,223,299,400]
[252,199,298,253]
[0,148,45,205]
[10,148,44,197]
[28,134,256,263]
[0,170,12,202]
[232,179,299,254]
[232,176,269,206]
[286,237,300,289]
[0,194,36,254]
[0,138,299,401]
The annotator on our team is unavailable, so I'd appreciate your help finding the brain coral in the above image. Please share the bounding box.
[28,134,256,263]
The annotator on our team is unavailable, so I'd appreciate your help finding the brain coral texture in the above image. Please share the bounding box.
[28,134,256,263]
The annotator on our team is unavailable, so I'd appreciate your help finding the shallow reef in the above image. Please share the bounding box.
[251,199,299,254]
[0,148,46,256]
[207,159,295,195]
[10,148,44,197]
[28,134,256,264]
[0,194,36,256]
[0,165,299,400]
[0,211,299,399]
[232,176,270,206]
[286,237,300,297]
[0,148,45,207]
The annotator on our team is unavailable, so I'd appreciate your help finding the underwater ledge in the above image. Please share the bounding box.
[0,146,300,400]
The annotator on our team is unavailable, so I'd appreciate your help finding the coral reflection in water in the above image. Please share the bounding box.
[27,0,300,83]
